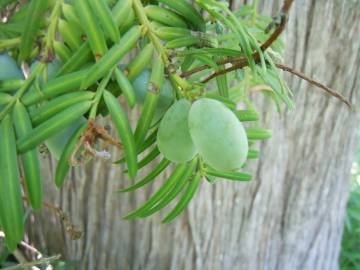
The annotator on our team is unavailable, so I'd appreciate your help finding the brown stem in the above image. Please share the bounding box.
[201,58,249,83]
[261,0,294,51]
[202,62,351,107]
[180,64,207,78]
[180,0,294,79]
[23,196,59,213]
[275,63,352,108]
[180,1,351,107]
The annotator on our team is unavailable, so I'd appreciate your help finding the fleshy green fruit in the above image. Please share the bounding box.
[157,99,197,163]
[188,98,248,171]
[0,53,23,80]
[132,68,174,123]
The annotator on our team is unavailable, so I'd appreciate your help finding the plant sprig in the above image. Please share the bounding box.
[0,0,352,251]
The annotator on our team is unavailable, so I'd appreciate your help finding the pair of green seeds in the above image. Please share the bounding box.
[119,97,269,222]
[157,98,271,172]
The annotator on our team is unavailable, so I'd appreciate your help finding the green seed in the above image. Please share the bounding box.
[157,99,197,163]
[188,98,248,171]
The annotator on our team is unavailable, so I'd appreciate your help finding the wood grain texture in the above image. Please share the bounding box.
[26,1,360,269]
